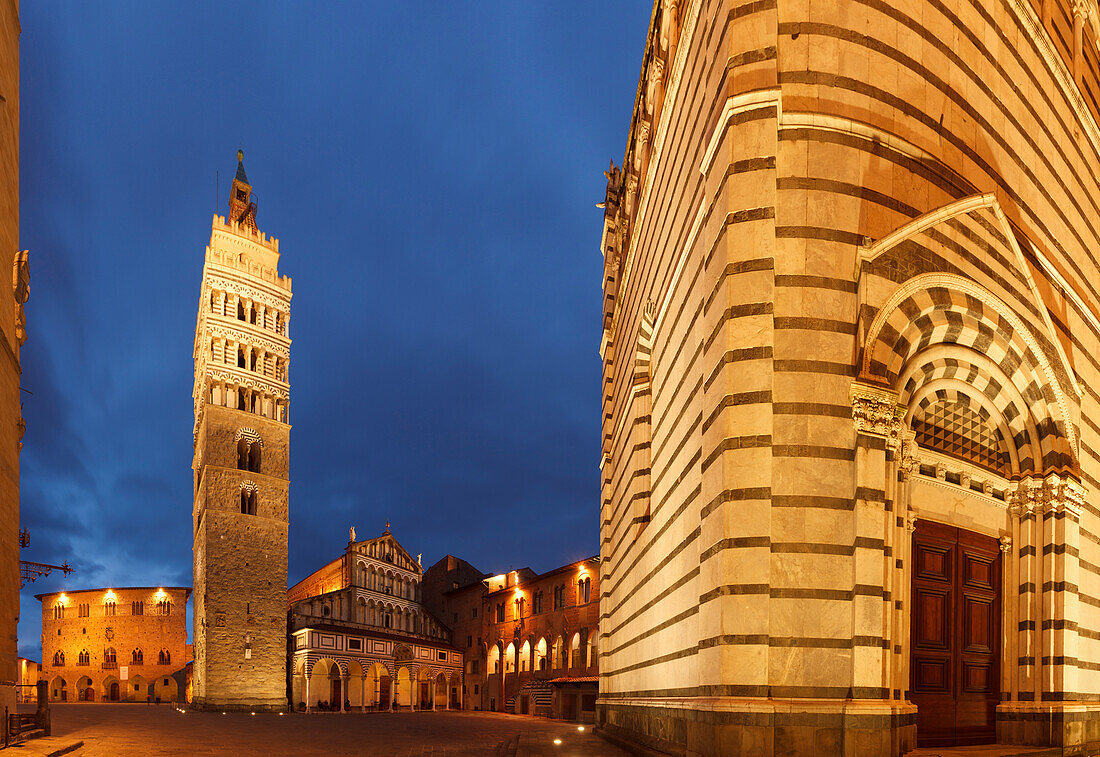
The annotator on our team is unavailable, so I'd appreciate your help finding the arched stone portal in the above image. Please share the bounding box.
[850,203,1086,749]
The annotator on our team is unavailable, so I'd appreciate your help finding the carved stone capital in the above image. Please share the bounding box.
[1074,0,1093,21]
[1000,535,1013,554]
[849,381,905,445]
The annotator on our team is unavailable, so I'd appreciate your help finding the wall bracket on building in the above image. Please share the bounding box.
[20,560,73,588]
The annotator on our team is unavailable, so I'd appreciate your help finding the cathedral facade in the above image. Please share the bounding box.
[191,153,292,712]
[287,528,462,711]
[599,1,1100,755]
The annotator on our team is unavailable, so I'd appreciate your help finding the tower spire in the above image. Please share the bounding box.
[228,149,258,231]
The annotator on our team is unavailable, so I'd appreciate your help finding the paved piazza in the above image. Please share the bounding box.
[30,704,630,756]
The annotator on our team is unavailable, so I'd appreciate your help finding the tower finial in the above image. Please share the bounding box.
[237,148,244,163]
[384,521,391,534]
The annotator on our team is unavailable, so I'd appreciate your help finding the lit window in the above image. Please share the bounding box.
[132,601,143,616]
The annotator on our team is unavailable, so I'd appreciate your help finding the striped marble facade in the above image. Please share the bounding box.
[597,0,1100,755]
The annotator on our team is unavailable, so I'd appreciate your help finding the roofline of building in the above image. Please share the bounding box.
[34,586,192,602]
[481,556,600,598]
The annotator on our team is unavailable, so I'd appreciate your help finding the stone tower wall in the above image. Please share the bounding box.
[192,178,291,712]
[0,0,19,716]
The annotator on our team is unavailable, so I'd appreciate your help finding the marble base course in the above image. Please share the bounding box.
[598,700,917,757]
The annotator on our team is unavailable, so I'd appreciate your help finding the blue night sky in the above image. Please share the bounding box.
[16,3,648,660]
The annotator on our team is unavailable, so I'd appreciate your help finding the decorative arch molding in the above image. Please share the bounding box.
[235,427,264,446]
[239,480,258,493]
[862,272,1078,471]
[858,192,1078,403]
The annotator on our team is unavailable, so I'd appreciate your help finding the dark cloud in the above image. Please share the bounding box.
[16,1,647,661]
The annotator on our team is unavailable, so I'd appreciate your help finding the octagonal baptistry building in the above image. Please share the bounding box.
[597,1,1100,754]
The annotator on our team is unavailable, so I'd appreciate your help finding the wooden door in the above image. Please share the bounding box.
[379,676,391,708]
[910,520,1000,747]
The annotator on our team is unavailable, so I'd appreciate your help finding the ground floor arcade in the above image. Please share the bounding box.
[47,669,182,703]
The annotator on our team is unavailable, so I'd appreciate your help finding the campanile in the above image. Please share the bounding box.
[191,151,291,711]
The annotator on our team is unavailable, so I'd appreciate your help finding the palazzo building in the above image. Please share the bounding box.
[424,555,600,721]
[599,0,1100,754]
[191,152,292,712]
[36,587,190,703]
[0,0,22,716]
[287,527,462,711]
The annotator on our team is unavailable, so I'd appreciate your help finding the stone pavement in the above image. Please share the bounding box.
[11,704,630,757]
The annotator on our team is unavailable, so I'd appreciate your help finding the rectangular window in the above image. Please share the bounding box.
[467,635,472,648]
[438,651,446,660]
[472,660,479,674]
[348,638,362,651]
[471,607,477,619]
[553,585,564,610]
[474,685,479,695]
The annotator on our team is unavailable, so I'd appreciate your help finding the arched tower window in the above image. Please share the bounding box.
[103,648,116,665]
[104,600,115,616]
[132,601,143,616]
[53,601,64,620]
[240,482,258,515]
[237,300,245,321]
[237,347,246,368]
[53,651,64,666]
[78,650,89,666]
[158,650,171,665]
[131,649,143,664]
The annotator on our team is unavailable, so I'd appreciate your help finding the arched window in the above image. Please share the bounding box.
[237,300,245,321]
[53,651,64,666]
[237,439,249,470]
[578,577,591,604]
[131,601,143,616]
[53,601,64,620]
[104,648,116,666]
[157,600,171,616]
[237,347,246,368]
[158,650,170,665]
[78,650,89,666]
[240,489,257,515]
[249,304,257,325]
[104,600,115,616]
[248,441,261,472]
[249,349,257,371]
[131,649,143,664]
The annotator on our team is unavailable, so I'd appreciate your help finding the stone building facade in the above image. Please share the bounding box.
[191,152,292,712]
[36,587,190,703]
[427,555,600,721]
[599,0,1100,754]
[287,528,461,711]
[18,657,38,704]
[0,0,22,717]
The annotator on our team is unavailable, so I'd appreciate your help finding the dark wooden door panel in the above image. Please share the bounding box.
[911,521,1000,747]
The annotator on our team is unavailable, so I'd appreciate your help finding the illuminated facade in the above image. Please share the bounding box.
[426,556,600,721]
[599,0,1100,754]
[287,527,461,711]
[0,0,22,716]
[37,587,190,703]
[191,152,292,712]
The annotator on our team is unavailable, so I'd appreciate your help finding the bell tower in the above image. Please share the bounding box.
[191,151,292,711]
